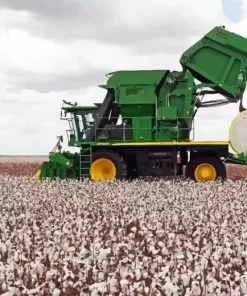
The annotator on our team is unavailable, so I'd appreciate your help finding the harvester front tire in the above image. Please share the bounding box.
[185,156,226,182]
[91,150,127,181]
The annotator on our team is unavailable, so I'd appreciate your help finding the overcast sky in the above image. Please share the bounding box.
[0,0,246,155]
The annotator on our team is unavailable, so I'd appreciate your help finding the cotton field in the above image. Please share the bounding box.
[1,172,247,296]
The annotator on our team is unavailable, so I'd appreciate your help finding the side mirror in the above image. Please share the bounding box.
[60,136,63,143]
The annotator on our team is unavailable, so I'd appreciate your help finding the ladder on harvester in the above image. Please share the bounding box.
[80,144,92,180]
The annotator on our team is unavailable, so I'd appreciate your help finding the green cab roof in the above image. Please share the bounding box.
[100,69,170,89]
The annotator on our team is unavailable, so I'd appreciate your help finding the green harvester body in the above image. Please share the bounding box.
[35,26,247,181]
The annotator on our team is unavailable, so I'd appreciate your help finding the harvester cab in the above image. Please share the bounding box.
[61,100,99,143]
[32,25,247,182]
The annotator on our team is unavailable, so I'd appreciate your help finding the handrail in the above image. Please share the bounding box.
[63,116,195,143]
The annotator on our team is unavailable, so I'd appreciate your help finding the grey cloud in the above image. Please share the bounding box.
[4,68,109,94]
[0,0,116,23]
[1,0,211,53]
[129,36,193,55]
[0,98,24,104]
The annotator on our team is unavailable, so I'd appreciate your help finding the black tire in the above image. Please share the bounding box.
[91,150,127,180]
[185,156,226,182]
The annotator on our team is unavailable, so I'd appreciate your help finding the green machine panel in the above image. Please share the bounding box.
[132,117,152,141]
[157,107,177,120]
[117,85,156,104]
[180,26,247,97]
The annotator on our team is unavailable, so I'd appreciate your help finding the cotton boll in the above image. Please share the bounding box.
[181,273,190,287]
[1,287,20,296]
[157,241,165,248]
[52,288,61,296]
[177,253,184,260]
[1,281,8,292]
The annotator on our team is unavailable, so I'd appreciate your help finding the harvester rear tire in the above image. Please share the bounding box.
[185,156,226,182]
[91,150,127,181]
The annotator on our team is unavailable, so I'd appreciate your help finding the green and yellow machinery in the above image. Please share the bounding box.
[33,26,247,182]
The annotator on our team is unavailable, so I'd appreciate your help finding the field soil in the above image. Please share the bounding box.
[0,156,246,180]
[0,156,47,177]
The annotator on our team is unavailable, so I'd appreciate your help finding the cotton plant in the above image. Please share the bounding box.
[1,176,247,295]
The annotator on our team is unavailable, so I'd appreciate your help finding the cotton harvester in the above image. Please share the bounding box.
[32,26,247,182]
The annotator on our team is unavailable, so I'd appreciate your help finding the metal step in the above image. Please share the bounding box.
[80,144,92,179]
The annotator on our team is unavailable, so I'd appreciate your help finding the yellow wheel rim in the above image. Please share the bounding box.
[32,169,41,180]
[91,158,116,181]
[194,163,217,181]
